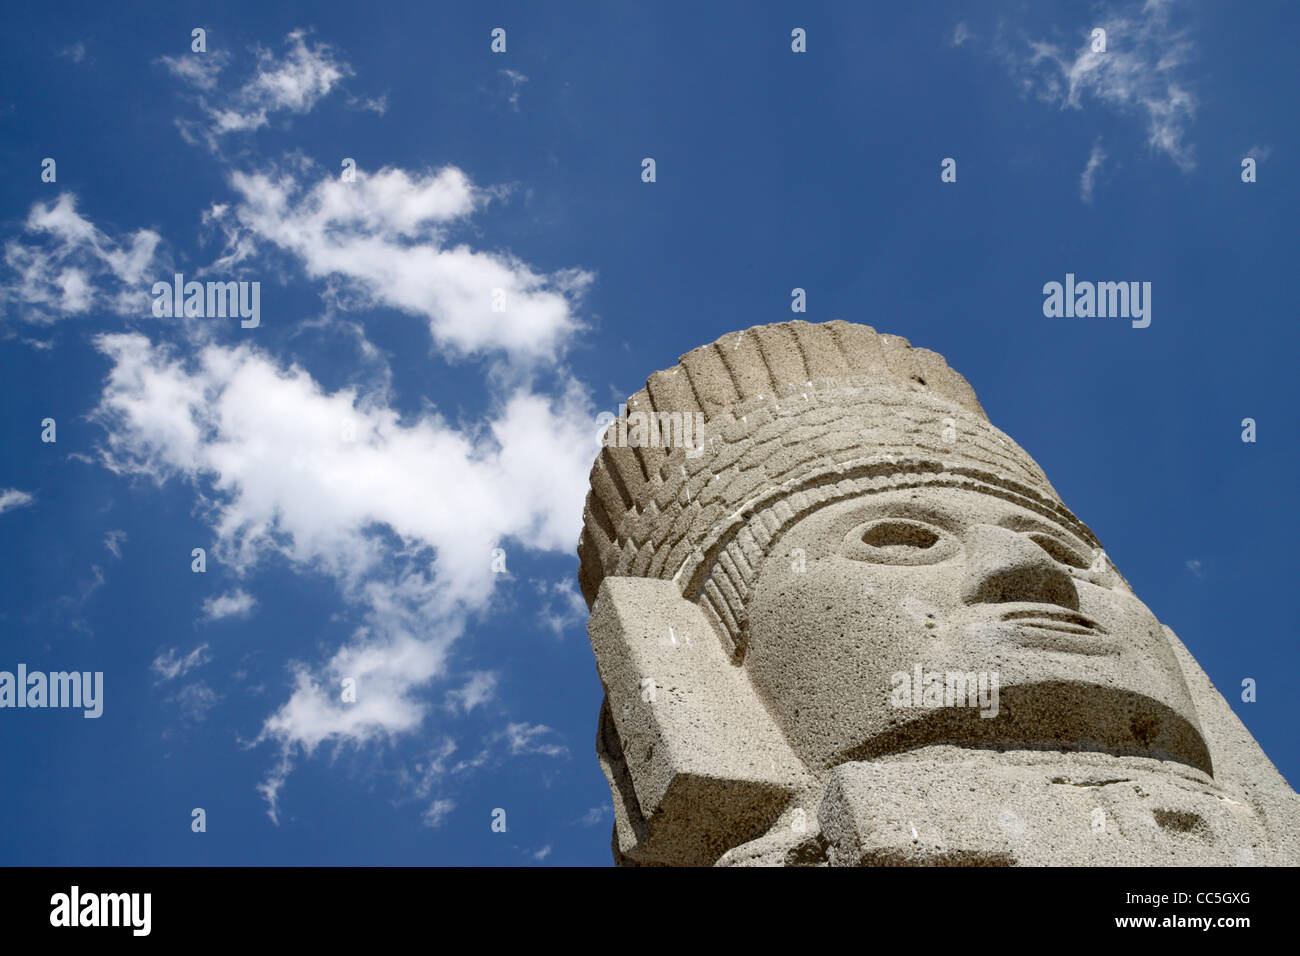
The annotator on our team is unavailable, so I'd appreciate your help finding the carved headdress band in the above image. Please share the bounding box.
[578,321,1100,654]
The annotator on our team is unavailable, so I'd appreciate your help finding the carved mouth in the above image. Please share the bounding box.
[999,608,1108,636]
[987,606,1118,656]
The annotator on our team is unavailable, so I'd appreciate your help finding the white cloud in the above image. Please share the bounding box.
[9,36,597,830]
[234,31,348,123]
[152,643,212,682]
[499,69,528,110]
[103,529,127,559]
[171,681,221,722]
[449,748,492,775]
[91,331,592,820]
[535,578,587,637]
[1,194,165,324]
[576,805,612,827]
[1080,140,1107,203]
[1185,559,1204,578]
[422,798,455,828]
[28,99,595,819]
[202,588,257,621]
[52,565,106,637]
[162,30,368,147]
[445,671,498,714]
[4,165,591,372]
[206,163,591,366]
[951,23,971,47]
[92,332,592,606]
[395,738,461,825]
[59,42,87,64]
[0,488,34,514]
[347,93,388,116]
[993,1,1198,170]
[496,722,568,758]
[532,845,552,861]
[413,721,569,784]
[158,50,229,92]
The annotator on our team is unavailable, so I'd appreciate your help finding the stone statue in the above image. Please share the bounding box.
[578,320,1300,866]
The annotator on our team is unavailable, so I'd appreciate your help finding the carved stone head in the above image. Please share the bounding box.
[580,320,1299,866]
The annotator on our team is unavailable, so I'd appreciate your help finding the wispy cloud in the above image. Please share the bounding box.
[160,30,379,149]
[169,681,221,722]
[496,722,568,758]
[202,588,257,622]
[152,644,212,682]
[1080,139,1107,202]
[159,49,228,92]
[50,565,107,637]
[535,578,586,637]
[422,798,455,829]
[1,193,165,324]
[575,805,612,827]
[103,529,127,559]
[346,93,388,116]
[399,725,565,831]
[58,42,87,65]
[444,671,498,714]
[0,488,34,515]
[498,69,528,110]
[988,0,1199,171]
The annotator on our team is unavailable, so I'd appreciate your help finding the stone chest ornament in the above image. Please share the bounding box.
[578,319,1300,866]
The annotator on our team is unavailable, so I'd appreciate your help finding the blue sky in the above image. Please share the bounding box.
[0,0,1295,865]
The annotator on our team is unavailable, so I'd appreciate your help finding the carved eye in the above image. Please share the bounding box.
[862,521,939,549]
[844,519,957,565]
[1027,532,1091,569]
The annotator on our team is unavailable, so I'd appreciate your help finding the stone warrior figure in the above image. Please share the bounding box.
[578,320,1300,866]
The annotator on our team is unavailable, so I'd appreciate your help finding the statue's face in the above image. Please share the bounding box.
[744,486,1206,772]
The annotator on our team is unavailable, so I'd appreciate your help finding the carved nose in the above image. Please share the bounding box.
[960,524,1079,610]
